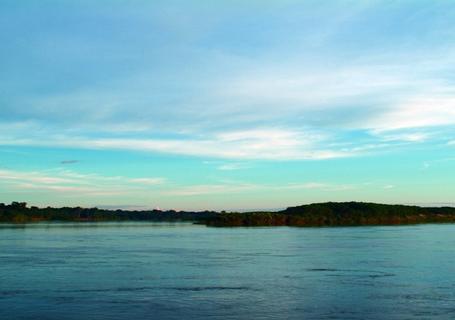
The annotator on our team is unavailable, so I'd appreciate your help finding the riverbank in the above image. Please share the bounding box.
[2,201,455,227]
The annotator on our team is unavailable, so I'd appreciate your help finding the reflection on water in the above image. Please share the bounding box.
[1,222,455,320]
[0,221,195,229]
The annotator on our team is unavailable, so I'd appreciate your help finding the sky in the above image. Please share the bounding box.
[0,0,454,210]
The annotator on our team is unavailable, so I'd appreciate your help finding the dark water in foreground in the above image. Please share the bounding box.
[1,223,455,320]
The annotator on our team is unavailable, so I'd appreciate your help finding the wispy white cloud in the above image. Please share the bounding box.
[163,181,357,197]
[0,169,76,185]
[277,182,356,192]
[364,94,455,131]
[0,127,355,160]
[0,168,166,196]
[16,183,125,197]
[373,131,430,143]
[2,57,453,162]
[128,178,166,185]
[162,183,260,196]
[218,65,413,110]
[217,163,250,171]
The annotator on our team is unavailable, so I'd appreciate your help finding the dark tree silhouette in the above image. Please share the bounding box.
[1,201,455,227]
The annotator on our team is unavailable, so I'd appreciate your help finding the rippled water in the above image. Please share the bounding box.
[1,222,455,319]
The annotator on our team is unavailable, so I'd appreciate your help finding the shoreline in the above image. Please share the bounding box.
[2,201,455,227]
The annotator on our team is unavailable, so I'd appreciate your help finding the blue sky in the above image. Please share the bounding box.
[1,0,454,210]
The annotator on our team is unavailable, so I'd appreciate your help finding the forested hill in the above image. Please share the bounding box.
[1,201,455,227]
[208,202,455,226]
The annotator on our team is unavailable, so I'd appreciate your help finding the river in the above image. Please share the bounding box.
[1,222,455,319]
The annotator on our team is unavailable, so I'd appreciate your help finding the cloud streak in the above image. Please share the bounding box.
[0,168,166,197]
[162,181,357,197]
[0,127,356,160]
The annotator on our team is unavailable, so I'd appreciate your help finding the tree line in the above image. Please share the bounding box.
[0,202,217,223]
[1,201,455,227]
[208,202,455,227]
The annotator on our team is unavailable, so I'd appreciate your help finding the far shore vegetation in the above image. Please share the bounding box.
[1,201,455,227]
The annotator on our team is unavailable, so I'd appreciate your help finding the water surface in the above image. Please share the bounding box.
[1,222,455,319]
